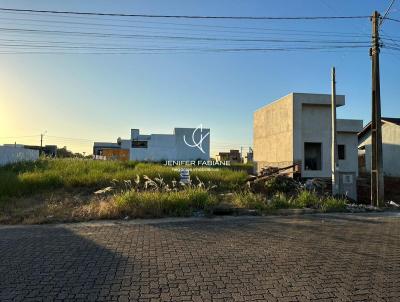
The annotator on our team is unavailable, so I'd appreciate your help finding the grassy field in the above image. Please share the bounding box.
[0,158,248,199]
[0,158,348,224]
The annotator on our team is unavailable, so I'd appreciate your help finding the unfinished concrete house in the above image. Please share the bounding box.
[253,92,363,199]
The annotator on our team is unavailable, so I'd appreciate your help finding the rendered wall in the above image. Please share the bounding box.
[362,122,400,176]
[300,104,332,178]
[253,93,294,172]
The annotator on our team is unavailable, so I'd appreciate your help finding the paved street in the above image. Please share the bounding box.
[0,213,400,302]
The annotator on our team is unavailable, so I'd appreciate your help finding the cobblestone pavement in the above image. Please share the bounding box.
[1,213,400,302]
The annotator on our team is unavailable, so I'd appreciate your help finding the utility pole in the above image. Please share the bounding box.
[331,67,339,196]
[40,133,44,156]
[40,130,47,156]
[370,11,384,207]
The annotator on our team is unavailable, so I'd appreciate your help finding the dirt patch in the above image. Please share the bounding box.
[0,189,117,224]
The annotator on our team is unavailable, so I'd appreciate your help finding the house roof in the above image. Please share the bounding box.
[381,117,400,126]
[358,117,400,139]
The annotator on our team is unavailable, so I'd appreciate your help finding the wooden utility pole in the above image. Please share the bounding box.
[40,133,44,156]
[331,67,339,196]
[370,11,384,207]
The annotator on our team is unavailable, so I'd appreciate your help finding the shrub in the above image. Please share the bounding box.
[269,193,293,209]
[294,190,321,208]
[231,191,267,210]
[320,197,347,212]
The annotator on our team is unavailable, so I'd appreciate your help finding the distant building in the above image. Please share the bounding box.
[0,145,39,166]
[254,92,363,199]
[217,150,242,163]
[94,127,210,162]
[3,144,57,157]
[245,147,254,163]
[358,117,400,177]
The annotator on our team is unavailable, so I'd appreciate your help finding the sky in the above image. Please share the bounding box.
[0,0,400,156]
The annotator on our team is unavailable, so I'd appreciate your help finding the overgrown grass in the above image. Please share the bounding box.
[225,190,347,213]
[230,191,267,211]
[0,158,248,200]
[115,188,216,218]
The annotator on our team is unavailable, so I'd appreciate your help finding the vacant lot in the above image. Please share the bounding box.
[0,213,399,301]
[0,159,350,224]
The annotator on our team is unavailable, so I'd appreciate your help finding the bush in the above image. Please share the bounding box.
[294,190,321,208]
[231,191,267,210]
[320,197,347,212]
[269,193,293,209]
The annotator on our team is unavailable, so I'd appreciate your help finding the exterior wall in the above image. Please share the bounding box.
[175,128,210,161]
[299,106,360,178]
[129,128,210,162]
[300,104,332,178]
[292,93,360,179]
[337,132,359,176]
[292,93,346,174]
[361,122,400,176]
[102,149,129,161]
[93,142,120,155]
[130,134,176,161]
[0,146,39,166]
[253,93,294,172]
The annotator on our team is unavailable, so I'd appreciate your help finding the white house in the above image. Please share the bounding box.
[94,127,210,162]
[358,117,400,177]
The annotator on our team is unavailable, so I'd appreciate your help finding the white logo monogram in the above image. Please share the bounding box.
[183,124,210,154]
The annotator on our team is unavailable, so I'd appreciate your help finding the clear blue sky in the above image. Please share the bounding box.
[0,0,399,156]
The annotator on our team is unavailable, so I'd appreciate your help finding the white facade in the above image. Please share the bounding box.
[124,128,210,161]
[0,146,39,166]
[95,127,210,162]
[359,118,400,177]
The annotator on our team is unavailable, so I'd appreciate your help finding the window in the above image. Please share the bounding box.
[304,142,322,170]
[132,140,148,148]
[338,145,345,160]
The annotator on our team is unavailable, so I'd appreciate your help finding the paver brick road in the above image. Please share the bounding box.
[1,213,400,302]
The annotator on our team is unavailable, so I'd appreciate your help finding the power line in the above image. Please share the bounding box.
[0,7,370,20]
[380,0,396,25]
[386,17,400,23]
[0,16,372,39]
[0,134,39,139]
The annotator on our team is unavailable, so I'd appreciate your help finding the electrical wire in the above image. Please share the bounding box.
[0,8,371,20]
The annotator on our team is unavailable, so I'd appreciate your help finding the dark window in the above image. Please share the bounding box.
[304,142,322,170]
[338,145,345,160]
[132,140,148,148]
